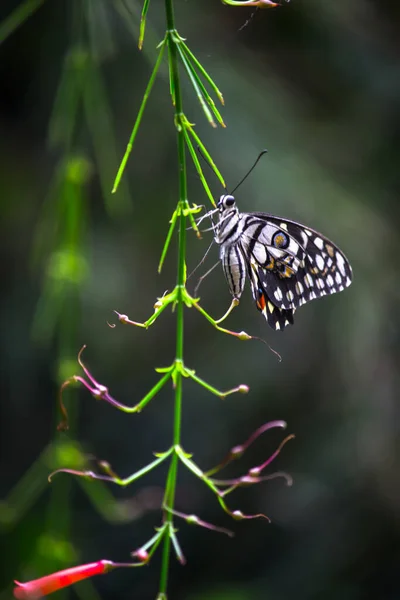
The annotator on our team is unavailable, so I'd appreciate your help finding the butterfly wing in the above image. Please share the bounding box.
[240,213,353,329]
[246,261,296,330]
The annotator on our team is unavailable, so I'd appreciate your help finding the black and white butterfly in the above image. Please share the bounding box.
[212,194,353,330]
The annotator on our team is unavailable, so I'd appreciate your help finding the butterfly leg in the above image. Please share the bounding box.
[214,298,240,324]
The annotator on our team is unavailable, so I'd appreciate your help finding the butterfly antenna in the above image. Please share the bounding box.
[230,149,268,195]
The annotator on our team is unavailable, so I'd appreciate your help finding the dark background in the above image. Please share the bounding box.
[1,1,399,599]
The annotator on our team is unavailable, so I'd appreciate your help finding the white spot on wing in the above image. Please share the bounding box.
[314,236,324,250]
[253,244,267,264]
[274,288,283,302]
[336,252,347,276]
[295,281,304,295]
[304,273,314,288]
[327,274,334,287]
[286,291,294,302]
[316,255,325,270]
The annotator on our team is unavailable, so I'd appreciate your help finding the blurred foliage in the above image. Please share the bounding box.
[1,0,399,599]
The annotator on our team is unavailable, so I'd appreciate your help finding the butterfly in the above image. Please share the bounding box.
[212,194,353,330]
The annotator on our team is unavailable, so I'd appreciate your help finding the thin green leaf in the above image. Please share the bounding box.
[177,44,225,127]
[183,200,202,238]
[107,452,173,486]
[113,0,160,63]
[176,448,221,497]
[112,38,166,194]
[133,372,173,413]
[138,525,167,555]
[180,41,224,105]
[175,44,216,128]
[139,0,150,50]
[187,126,226,189]
[167,39,176,105]
[169,528,186,564]
[183,129,216,206]
[158,210,178,273]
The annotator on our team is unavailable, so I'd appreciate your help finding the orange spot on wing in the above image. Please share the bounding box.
[278,266,294,279]
[326,244,335,258]
[265,257,275,270]
[257,292,266,311]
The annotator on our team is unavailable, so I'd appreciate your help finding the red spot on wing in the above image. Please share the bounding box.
[256,291,267,311]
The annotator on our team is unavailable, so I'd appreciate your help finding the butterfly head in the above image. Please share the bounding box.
[214,195,242,245]
[218,194,237,213]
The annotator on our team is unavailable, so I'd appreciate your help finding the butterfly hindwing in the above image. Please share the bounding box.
[248,258,295,330]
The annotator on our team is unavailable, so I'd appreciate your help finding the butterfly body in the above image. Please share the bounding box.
[214,194,353,330]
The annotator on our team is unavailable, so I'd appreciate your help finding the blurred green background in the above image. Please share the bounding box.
[1,1,399,599]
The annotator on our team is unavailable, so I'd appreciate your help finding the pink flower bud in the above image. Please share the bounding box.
[237,331,252,340]
[133,549,149,563]
[93,385,108,399]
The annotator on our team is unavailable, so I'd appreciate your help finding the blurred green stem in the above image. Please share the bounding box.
[0,0,46,44]
[158,0,186,596]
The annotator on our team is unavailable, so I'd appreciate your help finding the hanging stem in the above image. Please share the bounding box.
[159,0,187,595]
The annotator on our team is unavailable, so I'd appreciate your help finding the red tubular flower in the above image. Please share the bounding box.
[14,560,113,599]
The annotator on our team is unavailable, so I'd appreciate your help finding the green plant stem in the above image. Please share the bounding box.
[159,0,187,595]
